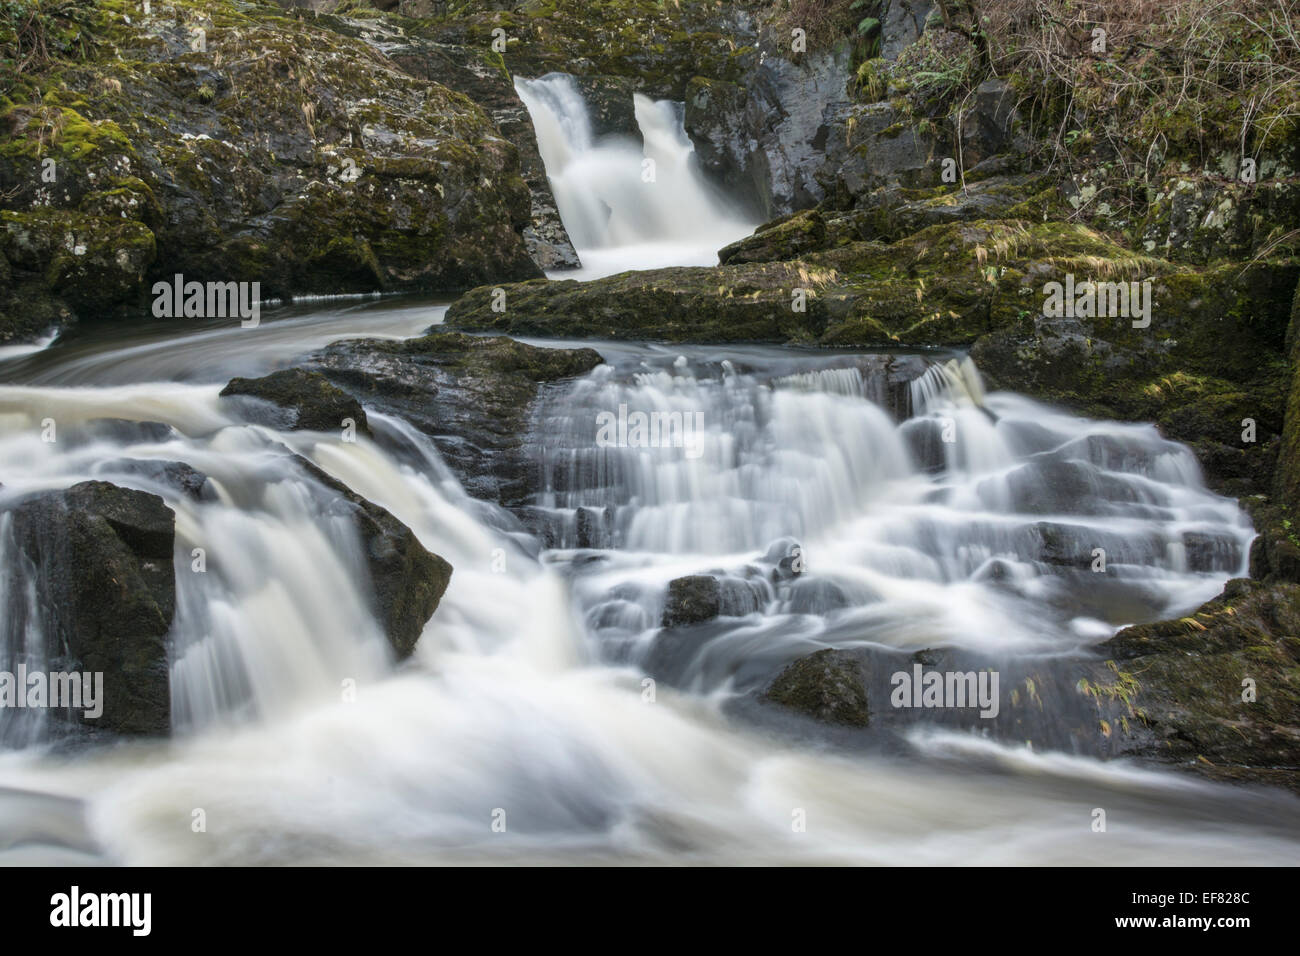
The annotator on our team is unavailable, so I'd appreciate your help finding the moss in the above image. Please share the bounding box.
[763,649,870,728]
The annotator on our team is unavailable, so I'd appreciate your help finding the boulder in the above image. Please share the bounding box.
[762,648,870,727]
[220,368,371,437]
[5,482,175,736]
[661,575,721,627]
[293,457,451,659]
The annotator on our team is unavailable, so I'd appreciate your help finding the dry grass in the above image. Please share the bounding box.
[981,0,1300,171]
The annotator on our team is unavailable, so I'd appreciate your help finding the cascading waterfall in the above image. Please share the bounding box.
[0,309,1295,864]
[516,73,757,277]
[531,349,1252,687]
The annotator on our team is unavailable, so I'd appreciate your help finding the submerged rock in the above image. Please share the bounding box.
[6,481,175,736]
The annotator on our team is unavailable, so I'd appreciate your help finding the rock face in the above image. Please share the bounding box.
[383,33,580,271]
[303,331,604,507]
[763,649,870,727]
[5,482,175,736]
[220,368,371,437]
[688,47,857,220]
[293,457,451,659]
[881,0,936,60]
[0,0,546,342]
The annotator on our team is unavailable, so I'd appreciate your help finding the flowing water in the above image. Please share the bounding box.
[0,79,1297,866]
[516,73,757,279]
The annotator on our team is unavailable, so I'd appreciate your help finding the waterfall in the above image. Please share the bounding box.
[0,307,1294,866]
[516,73,757,277]
[531,349,1252,678]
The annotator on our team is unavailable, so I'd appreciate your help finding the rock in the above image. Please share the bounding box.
[64,419,175,447]
[784,577,850,614]
[1140,175,1300,265]
[572,75,641,142]
[384,43,580,271]
[684,78,764,218]
[100,459,212,501]
[304,332,604,507]
[662,575,721,627]
[0,1,547,342]
[881,0,936,60]
[1090,581,1300,790]
[220,368,370,437]
[1273,279,1300,508]
[733,49,863,219]
[293,457,451,659]
[719,209,828,265]
[660,573,767,627]
[446,219,1136,349]
[5,481,175,736]
[817,101,943,208]
[426,0,759,101]
[959,80,1023,167]
[762,648,870,727]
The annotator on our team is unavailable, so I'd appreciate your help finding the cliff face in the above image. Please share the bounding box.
[0,0,558,340]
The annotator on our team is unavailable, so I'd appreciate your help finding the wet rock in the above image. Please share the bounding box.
[784,577,850,614]
[384,45,580,271]
[719,209,828,266]
[817,101,943,208]
[304,332,603,507]
[220,368,371,437]
[1090,581,1300,790]
[900,417,948,473]
[1181,530,1243,574]
[573,75,642,142]
[293,457,451,659]
[662,575,722,627]
[100,459,212,501]
[762,648,870,727]
[64,419,175,447]
[5,481,175,736]
[1000,459,1141,515]
[0,2,546,342]
[683,78,763,217]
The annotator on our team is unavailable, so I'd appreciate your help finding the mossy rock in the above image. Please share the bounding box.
[763,648,870,728]
[219,367,372,436]
[1089,580,1300,789]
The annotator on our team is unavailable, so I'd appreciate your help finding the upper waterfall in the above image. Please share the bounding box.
[515,73,757,277]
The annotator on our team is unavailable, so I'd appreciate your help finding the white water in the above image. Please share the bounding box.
[516,74,757,279]
[0,308,1296,865]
